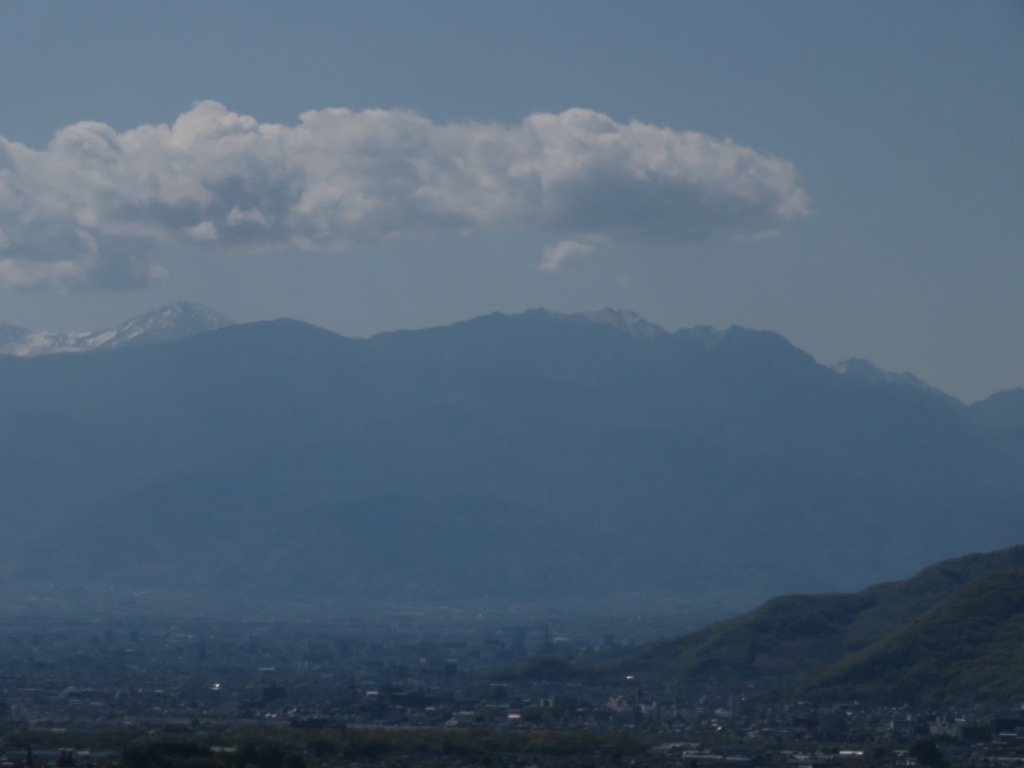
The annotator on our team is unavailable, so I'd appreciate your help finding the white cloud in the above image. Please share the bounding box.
[225,206,269,228]
[184,221,218,241]
[540,239,594,272]
[0,101,808,291]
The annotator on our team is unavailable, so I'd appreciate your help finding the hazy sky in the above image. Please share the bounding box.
[0,1,1021,402]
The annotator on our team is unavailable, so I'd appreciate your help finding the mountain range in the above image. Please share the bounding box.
[1,303,1023,616]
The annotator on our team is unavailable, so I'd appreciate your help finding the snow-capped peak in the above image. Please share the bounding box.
[578,308,667,338]
[831,357,960,405]
[0,302,235,357]
[832,357,927,388]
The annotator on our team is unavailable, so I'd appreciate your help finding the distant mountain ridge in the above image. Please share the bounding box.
[0,305,1022,616]
[0,302,1001,413]
[0,302,234,356]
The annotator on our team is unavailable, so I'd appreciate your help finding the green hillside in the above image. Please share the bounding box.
[793,568,1024,705]
[611,545,1024,686]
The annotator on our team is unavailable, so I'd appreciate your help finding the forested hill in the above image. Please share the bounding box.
[605,545,1024,705]
[793,567,1024,705]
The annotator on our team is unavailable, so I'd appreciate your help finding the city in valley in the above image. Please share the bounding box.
[1,612,1022,768]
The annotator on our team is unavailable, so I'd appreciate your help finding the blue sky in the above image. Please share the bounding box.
[0,1,1021,402]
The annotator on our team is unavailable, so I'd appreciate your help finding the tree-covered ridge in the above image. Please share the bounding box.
[608,545,1024,699]
[793,568,1024,705]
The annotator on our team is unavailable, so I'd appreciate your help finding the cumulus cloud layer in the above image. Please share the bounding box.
[0,102,808,290]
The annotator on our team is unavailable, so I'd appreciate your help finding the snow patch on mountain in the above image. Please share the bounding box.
[579,308,667,338]
[0,302,234,356]
[832,358,961,405]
